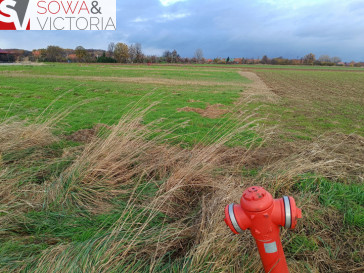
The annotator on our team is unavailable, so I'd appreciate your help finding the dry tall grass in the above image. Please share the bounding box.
[0,92,77,153]
[0,118,59,250]
[1,103,362,273]
[0,119,56,154]
[260,132,364,190]
[24,106,264,273]
[0,102,80,244]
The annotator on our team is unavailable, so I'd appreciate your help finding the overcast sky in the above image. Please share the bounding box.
[1,0,363,61]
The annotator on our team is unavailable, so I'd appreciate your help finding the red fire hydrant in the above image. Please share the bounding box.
[224,186,302,273]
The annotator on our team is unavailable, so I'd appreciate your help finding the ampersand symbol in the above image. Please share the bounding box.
[91,1,101,14]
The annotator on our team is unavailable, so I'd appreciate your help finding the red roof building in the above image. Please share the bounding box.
[0,49,14,62]
[233,58,243,64]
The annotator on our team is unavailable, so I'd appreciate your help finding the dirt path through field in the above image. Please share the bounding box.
[0,71,242,87]
[237,71,280,103]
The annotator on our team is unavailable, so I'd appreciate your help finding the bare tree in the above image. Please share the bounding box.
[129,44,136,63]
[163,50,172,63]
[194,48,204,63]
[303,53,315,65]
[134,43,144,63]
[261,55,269,64]
[107,42,115,57]
[330,56,342,64]
[127,43,144,63]
[318,55,331,63]
[171,50,180,63]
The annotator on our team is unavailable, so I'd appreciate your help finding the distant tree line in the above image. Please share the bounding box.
[210,53,346,66]
[208,53,364,67]
[25,43,199,63]
[259,53,344,66]
[27,43,206,64]
[1,44,363,67]
[30,46,106,63]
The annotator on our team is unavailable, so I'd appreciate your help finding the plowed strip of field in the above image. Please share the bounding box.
[0,72,243,87]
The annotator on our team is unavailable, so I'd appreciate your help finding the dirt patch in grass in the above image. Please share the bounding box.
[216,144,295,169]
[66,128,97,143]
[178,104,229,118]
[242,145,294,167]
[65,124,111,143]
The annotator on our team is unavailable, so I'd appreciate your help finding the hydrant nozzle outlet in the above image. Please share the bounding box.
[224,186,302,273]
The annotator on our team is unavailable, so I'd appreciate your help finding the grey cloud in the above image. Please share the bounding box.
[0,0,363,61]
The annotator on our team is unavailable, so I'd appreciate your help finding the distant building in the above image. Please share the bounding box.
[67,54,77,62]
[233,58,243,64]
[245,58,260,64]
[0,49,12,62]
[291,59,302,65]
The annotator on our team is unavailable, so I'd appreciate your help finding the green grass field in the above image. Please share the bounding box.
[0,63,363,272]
[0,63,251,145]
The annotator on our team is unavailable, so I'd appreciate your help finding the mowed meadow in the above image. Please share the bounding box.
[0,63,363,272]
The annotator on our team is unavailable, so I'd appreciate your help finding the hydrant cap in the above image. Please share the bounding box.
[241,186,273,212]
